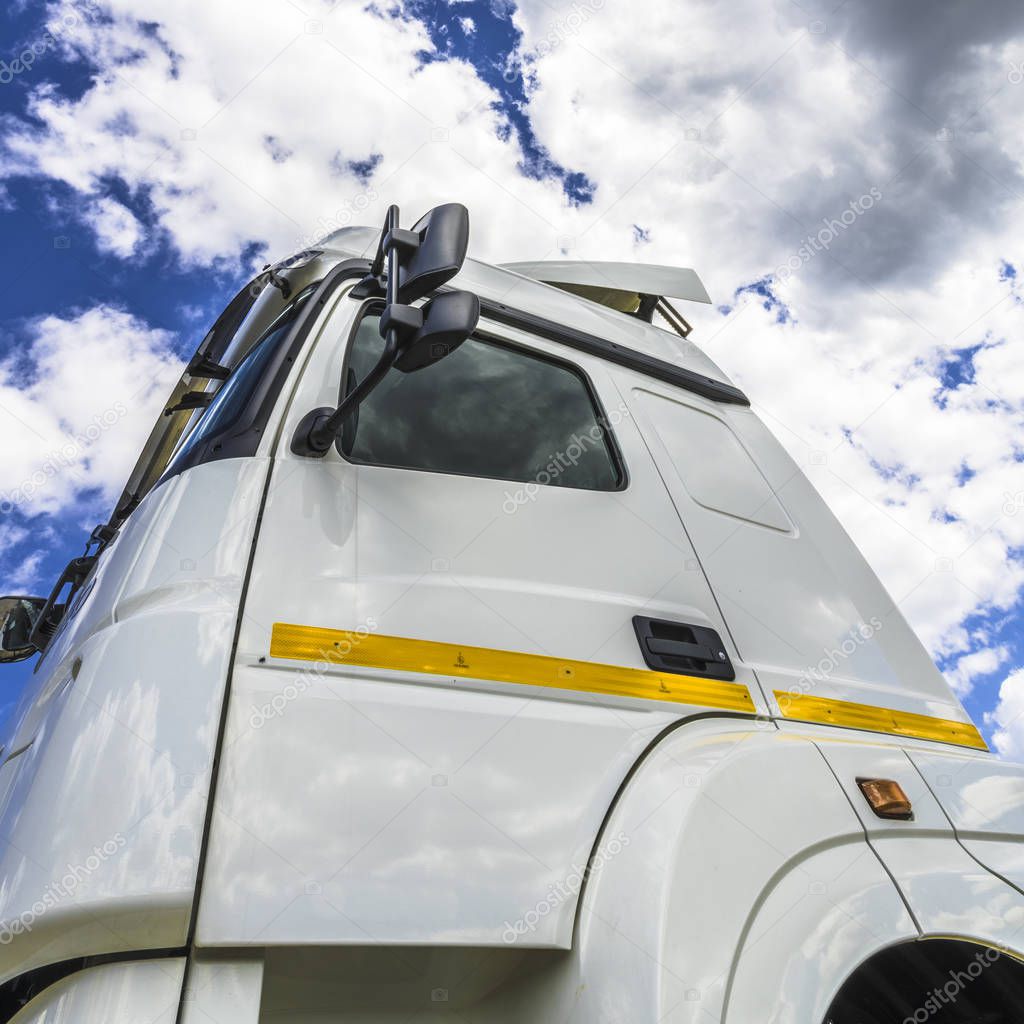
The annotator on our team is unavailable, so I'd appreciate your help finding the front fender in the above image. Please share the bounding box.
[550,720,1024,1024]
[573,719,916,1023]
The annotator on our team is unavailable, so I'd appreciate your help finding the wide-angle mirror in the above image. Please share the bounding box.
[394,203,470,305]
[0,596,46,664]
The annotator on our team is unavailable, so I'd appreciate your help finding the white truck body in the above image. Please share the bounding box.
[0,214,1021,1022]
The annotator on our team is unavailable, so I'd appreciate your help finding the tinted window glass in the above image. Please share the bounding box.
[165,285,316,475]
[341,315,622,490]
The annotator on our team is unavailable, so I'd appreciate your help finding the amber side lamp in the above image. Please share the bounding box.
[857,778,914,820]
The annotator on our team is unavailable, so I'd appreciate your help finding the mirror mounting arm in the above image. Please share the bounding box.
[291,281,429,457]
[290,348,391,458]
[290,319,406,459]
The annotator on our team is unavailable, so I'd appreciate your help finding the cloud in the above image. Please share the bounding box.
[6,550,45,590]
[513,0,1024,299]
[0,524,28,556]
[495,0,1024,675]
[946,645,1010,697]
[0,305,181,517]
[82,196,144,257]
[990,668,1024,761]
[0,0,597,269]
[816,0,1024,108]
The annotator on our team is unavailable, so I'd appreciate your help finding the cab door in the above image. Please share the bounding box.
[196,287,768,950]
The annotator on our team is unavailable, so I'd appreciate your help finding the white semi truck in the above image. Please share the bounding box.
[0,204,1022,1022]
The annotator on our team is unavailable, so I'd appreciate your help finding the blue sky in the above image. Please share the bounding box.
[0,4,255,718]
[1,0,1023,749]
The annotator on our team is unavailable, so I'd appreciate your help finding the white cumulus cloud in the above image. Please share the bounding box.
[990,669,1024,761]
[0,306,181,517]
[83,196,145,257]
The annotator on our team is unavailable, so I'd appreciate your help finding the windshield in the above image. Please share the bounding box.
[163,282,320,477]
[106,257,335,529]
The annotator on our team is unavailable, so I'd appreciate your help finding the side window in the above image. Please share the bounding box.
[340,313,623,490]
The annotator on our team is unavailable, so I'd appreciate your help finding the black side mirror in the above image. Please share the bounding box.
[291,202,478,458]
[0,596,46,664]
[393,291,480,373]
[394,204,470,304]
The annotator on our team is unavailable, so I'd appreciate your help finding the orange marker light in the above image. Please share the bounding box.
[857,778,913,820]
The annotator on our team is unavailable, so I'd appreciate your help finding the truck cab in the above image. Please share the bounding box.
[0,203,1022,1023]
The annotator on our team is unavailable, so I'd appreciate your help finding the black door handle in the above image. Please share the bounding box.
[645,636,724,663]
[633,615,735,681]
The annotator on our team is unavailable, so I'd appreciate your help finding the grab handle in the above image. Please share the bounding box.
[632,615,735,681]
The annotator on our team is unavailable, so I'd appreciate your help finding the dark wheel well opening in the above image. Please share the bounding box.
[826,938,1024,1023]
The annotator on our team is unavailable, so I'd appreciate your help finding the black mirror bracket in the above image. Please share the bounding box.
[383,227,420,259]
[378,303,423,341]
[28,553,97,654]
[289,406,344,458]
[348,275,386,300]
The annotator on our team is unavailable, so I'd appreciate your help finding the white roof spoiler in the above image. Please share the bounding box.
[500,261,711,338]
[501,260,711,304]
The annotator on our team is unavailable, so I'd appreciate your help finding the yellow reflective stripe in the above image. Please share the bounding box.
[775,691,987,751]
[270,622,756,713]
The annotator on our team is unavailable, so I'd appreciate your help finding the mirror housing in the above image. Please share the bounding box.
[0,596,46,664]
[394,204,470,305]
[393,290,480,372]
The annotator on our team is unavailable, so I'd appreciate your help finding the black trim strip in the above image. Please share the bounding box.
[478,298,751,406]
